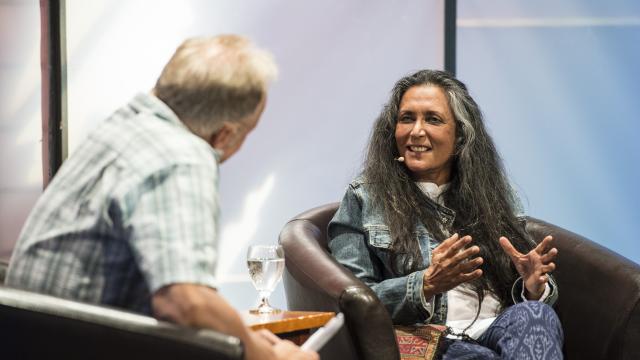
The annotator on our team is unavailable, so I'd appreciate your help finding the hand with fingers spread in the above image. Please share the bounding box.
[499,235,558,300]
[422,233,484,299]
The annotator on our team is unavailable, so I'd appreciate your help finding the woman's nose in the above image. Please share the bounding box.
[410,120,427,137]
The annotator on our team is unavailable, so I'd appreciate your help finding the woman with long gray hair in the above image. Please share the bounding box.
[328,70,563,359]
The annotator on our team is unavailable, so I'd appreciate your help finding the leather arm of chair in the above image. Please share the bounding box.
[0,286,244,359]
[280,210,399,360]
[525,217,640,360]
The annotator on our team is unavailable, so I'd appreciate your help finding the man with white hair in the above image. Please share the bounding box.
[7,35,317,360]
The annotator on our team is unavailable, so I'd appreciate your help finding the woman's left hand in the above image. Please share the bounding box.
[499,235,558,300]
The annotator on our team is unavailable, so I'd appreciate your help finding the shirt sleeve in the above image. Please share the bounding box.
[120,163,219,294]
[511,275,559,306]
[520,282,551,302]
[328,185,434,325]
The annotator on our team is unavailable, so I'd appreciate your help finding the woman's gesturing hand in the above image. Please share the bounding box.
[422,233,484,299]
[499,235,558,300]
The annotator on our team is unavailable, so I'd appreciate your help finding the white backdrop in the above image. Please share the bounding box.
[64,0,445,310]
[0,1,42,259]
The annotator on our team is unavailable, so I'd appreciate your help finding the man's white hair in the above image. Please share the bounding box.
[154,34,278,138]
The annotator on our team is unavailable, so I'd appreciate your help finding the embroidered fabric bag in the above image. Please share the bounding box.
[394,325,446,360]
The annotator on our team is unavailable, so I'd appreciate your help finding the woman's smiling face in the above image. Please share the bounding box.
[395,84,456,185]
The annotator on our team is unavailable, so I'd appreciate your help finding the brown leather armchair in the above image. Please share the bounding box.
[279,203,640,360]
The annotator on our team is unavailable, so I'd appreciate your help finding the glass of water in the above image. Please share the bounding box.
[247,244,285,314]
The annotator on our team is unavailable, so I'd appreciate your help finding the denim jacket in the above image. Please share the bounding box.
[328,178,558,325]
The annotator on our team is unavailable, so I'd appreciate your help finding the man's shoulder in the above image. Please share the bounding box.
[96,110,218,176]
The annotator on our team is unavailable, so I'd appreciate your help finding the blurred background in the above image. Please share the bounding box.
[0,0,638,311]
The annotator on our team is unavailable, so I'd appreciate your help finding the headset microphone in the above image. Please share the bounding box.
[395,157,405,162]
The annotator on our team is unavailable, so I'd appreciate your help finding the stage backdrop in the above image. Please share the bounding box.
[0,1,42,260]
[63,0,444,310]
[458,0,640,267]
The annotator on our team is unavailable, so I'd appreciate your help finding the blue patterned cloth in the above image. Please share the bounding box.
[7,93,221,315]
[442,301,564,359]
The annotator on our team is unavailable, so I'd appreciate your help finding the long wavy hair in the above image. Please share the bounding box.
[363,69,533,309]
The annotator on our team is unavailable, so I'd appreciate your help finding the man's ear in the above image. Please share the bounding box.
[208,122,234,151]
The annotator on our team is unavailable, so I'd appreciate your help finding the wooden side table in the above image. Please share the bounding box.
[242,310,334,345]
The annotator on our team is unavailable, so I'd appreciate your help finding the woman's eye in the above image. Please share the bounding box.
[428,116,443,124]
[399,116,414,123]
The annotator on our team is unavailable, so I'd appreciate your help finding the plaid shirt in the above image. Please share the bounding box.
[7,93,220,315]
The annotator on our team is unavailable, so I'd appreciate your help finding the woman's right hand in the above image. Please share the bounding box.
[422,233,484,299]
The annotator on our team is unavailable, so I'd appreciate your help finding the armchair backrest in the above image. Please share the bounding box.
[0,286,244,359]
[280,203,640,360]
[525,217,640,360]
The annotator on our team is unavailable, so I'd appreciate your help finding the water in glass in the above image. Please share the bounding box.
[246,245,284,313]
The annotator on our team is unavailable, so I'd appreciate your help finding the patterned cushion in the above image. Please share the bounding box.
[395,325,446,360]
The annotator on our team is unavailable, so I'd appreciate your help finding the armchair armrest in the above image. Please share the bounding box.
[0,286,244,359]
[280,203,399,360]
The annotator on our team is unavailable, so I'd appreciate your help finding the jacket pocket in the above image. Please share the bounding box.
[365,225,434,273]
[365,225,393,249]
[365,225,406,275]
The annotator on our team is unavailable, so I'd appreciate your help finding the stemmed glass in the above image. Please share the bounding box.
[246,244,285,314]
